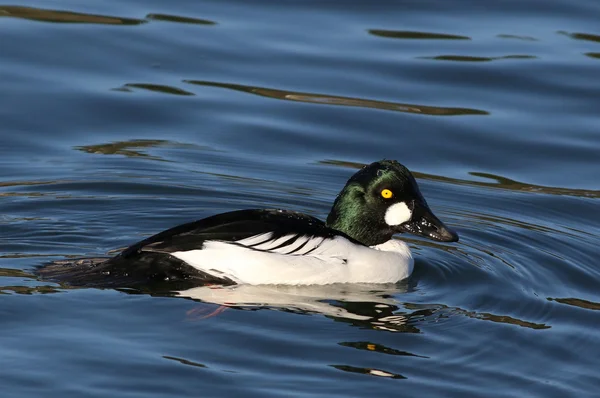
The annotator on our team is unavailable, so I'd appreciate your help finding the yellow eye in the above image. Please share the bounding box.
[381,189,393,199]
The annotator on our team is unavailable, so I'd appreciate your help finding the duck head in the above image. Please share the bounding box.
[326,160,458,247]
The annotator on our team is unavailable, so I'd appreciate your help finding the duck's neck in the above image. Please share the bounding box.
[325,185,392,247]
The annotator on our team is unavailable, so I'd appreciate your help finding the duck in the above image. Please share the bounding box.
[36,160,458,288]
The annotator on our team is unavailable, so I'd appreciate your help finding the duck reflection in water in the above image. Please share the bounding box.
[172,281,549,332]
[0,266,549,333]
[177,282,417,332]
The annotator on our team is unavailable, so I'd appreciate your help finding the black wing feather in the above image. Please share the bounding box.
[120,209,345,257]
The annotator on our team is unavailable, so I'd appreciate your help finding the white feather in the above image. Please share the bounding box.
[238,234,324,255]
[171,235,413,285]
[250,234,293,250]
[237,232,273,246]
[384,202,412,226]
[294,236,326,255]
[275,235,310,253]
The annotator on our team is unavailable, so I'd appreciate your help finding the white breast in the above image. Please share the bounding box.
[171,234,413,285]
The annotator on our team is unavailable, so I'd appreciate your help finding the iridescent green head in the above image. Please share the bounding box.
[326,160,458,246]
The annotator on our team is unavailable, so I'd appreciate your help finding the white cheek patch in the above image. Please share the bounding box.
[384,202,412,226]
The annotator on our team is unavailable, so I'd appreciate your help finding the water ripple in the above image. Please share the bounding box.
[330,365,406,379]
[0,6,217,26]
[163,355,207,368]
[116,84,195,96]
[2,0,600,395]
[368,29,470,40]
[74,139,213,160]
[0,5,145,25]
[184,80,489,116]
[560,31,600,43]
[338,341,428,358]
[496,34,538,41]
[320,160,600,198]
[421,55,536,62]
[145,13,216,25]
[548,297,600,311]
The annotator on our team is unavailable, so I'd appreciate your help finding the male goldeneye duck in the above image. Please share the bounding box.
[37,160,458,288]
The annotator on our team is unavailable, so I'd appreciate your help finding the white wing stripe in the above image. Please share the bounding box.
[294,237,325,255]
[236,232,273,247]
[231,232,332,256]
[258,235,326,255]
[280,235,310,253]
[252,234,298,251]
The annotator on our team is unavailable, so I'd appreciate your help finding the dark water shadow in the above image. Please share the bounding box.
[0,268,62,294]
[497,34,538,41]
[0,268,36,278]
[75,140,172,161]
[585,52,600,59]
[0,181,72,199]
[0,253,67,259]
[0,5,145,25]
[559,31,600,43]
[403,302,549,330]
[75,139,213,161]
[468,172,600,198]
[0,180,60,188]
[330,364,406,379]
[368,29,470,40]
[0,6,217,26]
[320,160,600,198]
[339,341,429,358]
[145,13,216,25]
[163,355,207,368]
[548,297,600,311]
[420,55,536,62]
[115,83,195,96]
[0,284,62,295]
[184,80,489,116]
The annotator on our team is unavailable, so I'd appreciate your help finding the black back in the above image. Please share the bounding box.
[118,209,350,257]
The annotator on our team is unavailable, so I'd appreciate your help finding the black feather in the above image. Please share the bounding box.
[36,209,360,289]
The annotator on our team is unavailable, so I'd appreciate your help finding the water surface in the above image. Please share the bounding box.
[1,0,600,397]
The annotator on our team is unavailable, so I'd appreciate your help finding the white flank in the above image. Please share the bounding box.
[384,202,412,226]
[171,235,413,285]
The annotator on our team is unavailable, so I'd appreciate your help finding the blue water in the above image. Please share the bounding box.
[1,0,600,396]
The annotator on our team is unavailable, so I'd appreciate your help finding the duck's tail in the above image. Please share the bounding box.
[35,253,235,291]
[36,257,129,288]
